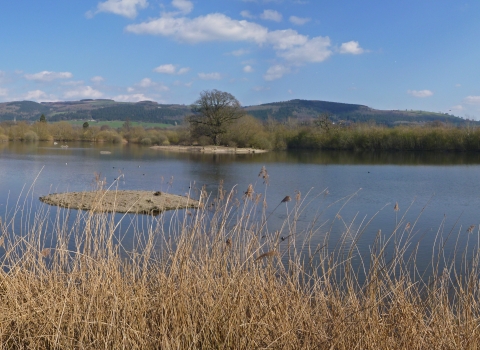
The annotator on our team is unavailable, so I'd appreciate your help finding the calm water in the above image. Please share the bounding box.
[2,141,480,275]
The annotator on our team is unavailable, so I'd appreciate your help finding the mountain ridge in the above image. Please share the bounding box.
[0,98,468,126]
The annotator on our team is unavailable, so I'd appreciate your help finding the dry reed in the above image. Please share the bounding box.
[0,179,480,349]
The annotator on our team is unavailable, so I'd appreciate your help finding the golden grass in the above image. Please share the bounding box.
[1,181,480,349]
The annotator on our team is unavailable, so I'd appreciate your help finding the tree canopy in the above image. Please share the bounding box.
[187,90,245,145]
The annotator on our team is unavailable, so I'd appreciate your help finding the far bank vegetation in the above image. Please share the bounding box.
[2,92,480,152]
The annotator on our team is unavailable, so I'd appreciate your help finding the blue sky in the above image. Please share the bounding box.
[1,0,479,118]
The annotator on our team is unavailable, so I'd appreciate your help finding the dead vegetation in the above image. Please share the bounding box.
[1,175,480,349]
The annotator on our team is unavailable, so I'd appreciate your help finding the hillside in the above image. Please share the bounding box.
[0,100,190,125]
[0,98,468,126]
[245,99,467,126]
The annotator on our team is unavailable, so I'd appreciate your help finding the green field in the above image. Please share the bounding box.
[68,120,174,129]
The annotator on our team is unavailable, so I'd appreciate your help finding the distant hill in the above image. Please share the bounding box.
[245,99,468,126]
[0,98,469,126]
[0,100,191,125]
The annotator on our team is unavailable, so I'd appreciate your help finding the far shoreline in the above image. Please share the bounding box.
[150,145,268,154]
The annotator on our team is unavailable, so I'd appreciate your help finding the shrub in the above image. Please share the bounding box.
[23,130,39,142]
[140,137,152,145]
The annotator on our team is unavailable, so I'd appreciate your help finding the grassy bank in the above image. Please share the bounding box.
[1,179,480,348]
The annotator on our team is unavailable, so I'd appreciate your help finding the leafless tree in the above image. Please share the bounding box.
[187,89,245,145]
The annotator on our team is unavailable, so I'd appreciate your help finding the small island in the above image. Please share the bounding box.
[150,145,267,154]
[39,190,199,215]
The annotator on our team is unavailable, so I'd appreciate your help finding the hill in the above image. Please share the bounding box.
[0,100,191,125]
[245,99,467,126]
[0,98,468,126]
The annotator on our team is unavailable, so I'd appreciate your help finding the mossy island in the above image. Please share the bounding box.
[39,190,199,215]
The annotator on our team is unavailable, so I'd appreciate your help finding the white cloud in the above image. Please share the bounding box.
[126,11,350,71]
[177,67,190,74]
[407,90,433,98]
[289,15,310,25]
[128,78,169,92]
[126,13,269,44]
[93,0,148,18]
[64,86,103,99]
[154,64,189,75]
[243,65,254,73]
[451,105,464,111]
[198,72,222,80]
[464,96,480,105]
[240,10,254,19]
[277,36,332,63]
[0,88,8,97]
[264,64,290,81]
[260,9,282,22]
[113,93,154,102]
[24,71,73,82]
[154,64,177,74]
[24,90,56,101]
[172,0,193,14]
[339,41,365,55]
[455,84,461,88]
[138,78,155,88]
[91,76,105,83]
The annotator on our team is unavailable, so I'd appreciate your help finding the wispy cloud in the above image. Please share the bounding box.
[289,15,310,25]
[24,90,57,101]
[407,89,433,98]
[24,71,73,82]
[464,96,480,105]
[88,0,148,18]
[138,78,155,88]
[198,72,222,80]
[252,86,271,91]
[171,0,193,14]
[243,65,254,73]
[260,9,282,22]
[64,86,103,99]
[264,64,290,81]
[91,76,105,83]
[240,10,255,19]
[226,49,250,56]
[154,64,189,75]
[113,93,155,102]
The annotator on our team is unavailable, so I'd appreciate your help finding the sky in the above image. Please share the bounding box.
[1,0,479,118]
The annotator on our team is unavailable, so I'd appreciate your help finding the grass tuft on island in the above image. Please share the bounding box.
[39,190,199,214]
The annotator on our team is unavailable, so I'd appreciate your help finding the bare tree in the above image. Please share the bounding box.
[187,90,245,145]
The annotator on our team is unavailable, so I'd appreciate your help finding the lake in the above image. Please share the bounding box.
[2,141,480,276]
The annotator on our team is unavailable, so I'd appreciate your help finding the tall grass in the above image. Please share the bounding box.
[1,179,480,348]
[287,124,480,152]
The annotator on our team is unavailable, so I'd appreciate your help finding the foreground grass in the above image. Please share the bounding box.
[1,181,480,349]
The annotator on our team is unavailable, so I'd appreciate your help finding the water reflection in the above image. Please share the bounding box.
[3,142,480,282]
